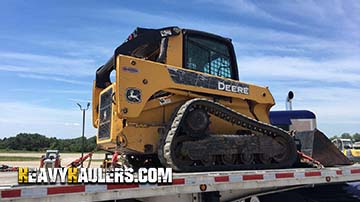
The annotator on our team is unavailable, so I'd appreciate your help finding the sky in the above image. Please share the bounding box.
[0,0,359,139]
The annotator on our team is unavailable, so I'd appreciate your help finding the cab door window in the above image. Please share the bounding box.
[185,35,233,79]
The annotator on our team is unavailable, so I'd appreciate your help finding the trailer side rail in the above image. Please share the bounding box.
[2,165,360,202]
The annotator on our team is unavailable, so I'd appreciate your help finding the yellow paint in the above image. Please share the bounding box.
[67,167,78,183]
[351,149,360,157]
[94,29,276,154]
[166,32,183,67]
[92,81,104,128]
[18,167,28,183]
[344,149,360,158]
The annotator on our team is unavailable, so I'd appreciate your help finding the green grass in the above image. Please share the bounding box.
[0,156,40,161]
[0,149,42,153]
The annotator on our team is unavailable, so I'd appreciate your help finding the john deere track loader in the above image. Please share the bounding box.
[92,27,347,172]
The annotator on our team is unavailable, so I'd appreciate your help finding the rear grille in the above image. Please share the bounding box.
[98,88,113,140]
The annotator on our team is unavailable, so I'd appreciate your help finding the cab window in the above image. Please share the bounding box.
[185,34,233,79]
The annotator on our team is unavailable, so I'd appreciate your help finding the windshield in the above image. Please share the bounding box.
[354,145,360,149]
[343,140,353,149]
[353,143,360,149]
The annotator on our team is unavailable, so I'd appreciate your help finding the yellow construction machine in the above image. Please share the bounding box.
[92,27,349,171]
[332,138,360,162]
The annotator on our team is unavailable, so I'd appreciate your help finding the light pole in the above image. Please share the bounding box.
[77,102,90,168]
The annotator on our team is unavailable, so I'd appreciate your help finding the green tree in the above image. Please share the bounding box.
[353,133,360,142]
[341,133,352,140]
[0,133,97,152]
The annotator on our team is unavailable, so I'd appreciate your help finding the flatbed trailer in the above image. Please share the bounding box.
[1,165,360,202]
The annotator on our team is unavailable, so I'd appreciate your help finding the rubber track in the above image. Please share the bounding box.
[158,98,298,172]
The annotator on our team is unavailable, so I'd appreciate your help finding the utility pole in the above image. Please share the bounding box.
[77,102,90,168]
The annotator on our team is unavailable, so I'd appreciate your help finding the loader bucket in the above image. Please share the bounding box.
[295,129,352,166]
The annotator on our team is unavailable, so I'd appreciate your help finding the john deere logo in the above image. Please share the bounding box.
[126,88,142,103]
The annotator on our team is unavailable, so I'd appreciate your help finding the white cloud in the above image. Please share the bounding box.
[17,73,91,85]
[272,1,359,41]
[0,52,94,67]
[235,55,360,136]
[64,122,80,126]
[196,0,301,27]
[68,98,92,103]
[11,88,88,94]
[0,52,97,77]
[270,86,360,136]
[238,56,360,85]
[37,40,113,58]
[96,6,359,59]
[198,0,359,40]
[0,102,96,139]
[274,86,360,136]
